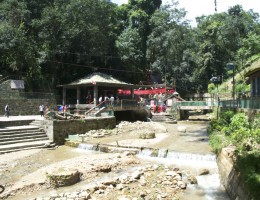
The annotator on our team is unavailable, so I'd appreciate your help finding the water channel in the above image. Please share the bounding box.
[0,120,230,199]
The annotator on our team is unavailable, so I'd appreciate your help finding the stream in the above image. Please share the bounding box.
[0,120,230,199]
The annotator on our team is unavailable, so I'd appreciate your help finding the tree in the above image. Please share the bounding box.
[146,3,196,93]
[0,0,40,83]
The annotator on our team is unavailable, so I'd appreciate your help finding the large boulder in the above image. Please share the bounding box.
[139,131,155,139]
[46,168,80,187]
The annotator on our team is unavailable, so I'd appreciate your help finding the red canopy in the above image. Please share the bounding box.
[118,88,175,95]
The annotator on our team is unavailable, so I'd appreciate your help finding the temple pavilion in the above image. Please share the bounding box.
[58,72,138,106]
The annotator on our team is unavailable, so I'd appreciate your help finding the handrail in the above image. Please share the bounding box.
[84,100,108,115]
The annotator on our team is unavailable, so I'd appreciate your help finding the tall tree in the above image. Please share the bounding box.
[146,3,195,93]
[0,0,40,82]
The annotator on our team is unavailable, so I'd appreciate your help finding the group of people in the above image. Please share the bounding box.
[98,95,119,108]
[137,93,167,113]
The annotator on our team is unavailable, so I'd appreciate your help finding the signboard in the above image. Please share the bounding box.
[10,80,24,89]
[167,99,173,106]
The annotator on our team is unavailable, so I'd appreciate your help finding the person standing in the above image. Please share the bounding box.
[110,95,114,106]
[39,104,44,117]
[98,96,103,104]
[4,104,9,118]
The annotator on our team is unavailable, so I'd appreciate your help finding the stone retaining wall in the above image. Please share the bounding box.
[0,120,34,128]
[0,80,57,116]
[0,99,56,116]
[217,147,250,200]
[43,117,116,145]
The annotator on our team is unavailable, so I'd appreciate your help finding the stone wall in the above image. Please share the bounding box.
[0,80,56,116]
[0,98,56,116]
[43,116,116,145]
[217,146,251,200]
[0,119,34,128]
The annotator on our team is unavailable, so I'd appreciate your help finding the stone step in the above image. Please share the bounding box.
[151,114,176,122]
[0,129,42,135]
[0,126,40,133]
[0,140,52,154]
[0,131,46,140]
[0,132,48,142]
[0,137,49,146]
[30,122,42,126]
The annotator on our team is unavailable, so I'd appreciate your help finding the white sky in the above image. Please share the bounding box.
[111,0,260,26]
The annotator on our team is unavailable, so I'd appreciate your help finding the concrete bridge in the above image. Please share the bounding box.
[173,101,215,120]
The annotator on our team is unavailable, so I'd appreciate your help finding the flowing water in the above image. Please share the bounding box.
[136,148,229,200]
[75,143,229,200]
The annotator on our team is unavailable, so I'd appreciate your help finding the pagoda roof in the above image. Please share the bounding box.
[59,72,137,88]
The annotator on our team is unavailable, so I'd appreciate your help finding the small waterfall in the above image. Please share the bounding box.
[195,174,229,200]
[166,151,216,162]
[138,148,217,169]
[139,149,153,156]
[158,149,168,158]
[77,143,95,151]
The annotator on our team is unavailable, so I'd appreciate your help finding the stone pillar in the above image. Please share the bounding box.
[77,87,81,104]
[93,85,98,106]
[62,88,66,105]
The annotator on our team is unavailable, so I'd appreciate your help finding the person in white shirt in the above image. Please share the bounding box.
[110,95,114,106]
[39,105,44,117]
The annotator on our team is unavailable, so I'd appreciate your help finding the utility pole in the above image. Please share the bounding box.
[214,0,217,11]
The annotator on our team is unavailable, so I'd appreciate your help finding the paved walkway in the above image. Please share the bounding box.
[0,115,44,122]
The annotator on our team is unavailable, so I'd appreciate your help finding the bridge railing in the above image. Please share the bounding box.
[174,101,216,107]
[220,97,260,109]
[176,98,260,110]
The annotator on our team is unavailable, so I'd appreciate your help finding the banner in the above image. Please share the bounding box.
[118,88,175,95]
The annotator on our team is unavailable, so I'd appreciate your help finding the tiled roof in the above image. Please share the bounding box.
[64,72,133,86]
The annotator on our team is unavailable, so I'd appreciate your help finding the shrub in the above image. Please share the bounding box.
[209,132,231,153]
[208,83,216,94]
[229,113,250,132]
[236,150,260,199]
[219,110,235,126]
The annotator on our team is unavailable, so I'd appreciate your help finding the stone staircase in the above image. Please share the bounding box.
[151,113,177,123]
[0,120,52,154]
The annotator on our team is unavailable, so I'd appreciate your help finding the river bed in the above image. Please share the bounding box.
[0,120,230,200]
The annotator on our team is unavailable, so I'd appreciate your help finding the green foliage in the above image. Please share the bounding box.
[219,110,235,126]
[207,83,215,94]
[229,113,249,132]
[235,82,250,93]
[236,150,260,199]
[209,132,231,153]
[0,0,260,94]
[209,110,260,199]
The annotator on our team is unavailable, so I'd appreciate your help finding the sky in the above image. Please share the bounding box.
[111,0,260,26]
